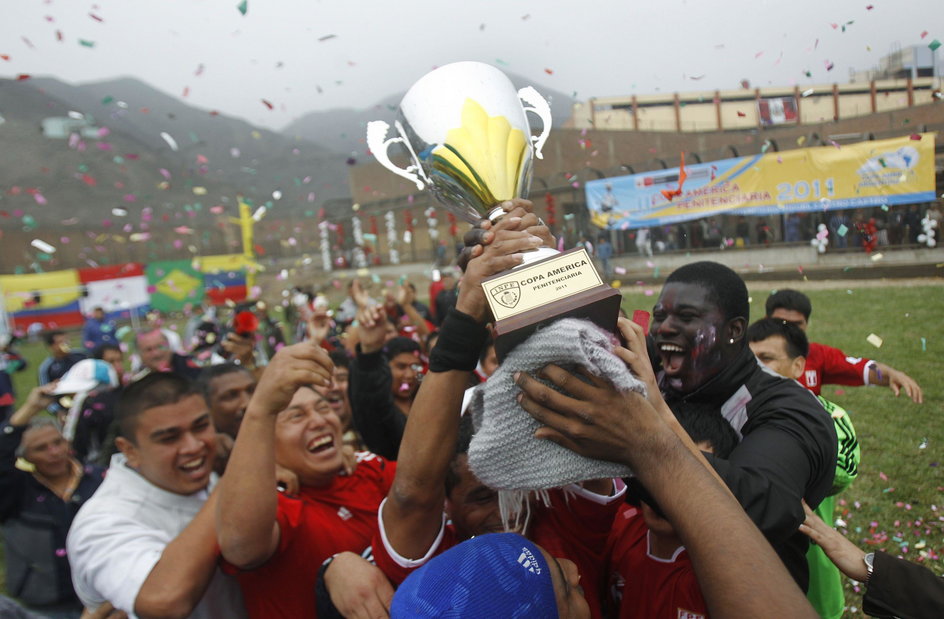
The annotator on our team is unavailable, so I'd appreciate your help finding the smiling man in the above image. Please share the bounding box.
[513,261,835,592]
[642,262,837,590]
[215,342,395,619]
[66,372,247,619]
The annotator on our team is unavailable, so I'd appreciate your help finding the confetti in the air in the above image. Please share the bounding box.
[159,132,179,151]
[237,0,248,16]
[30,239,56,253]
[866,333,884,348]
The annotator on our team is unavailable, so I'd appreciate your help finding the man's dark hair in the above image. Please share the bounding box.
[765,289,812,321]
[117,372,202,443]
[196,363,252,402]
[669,400,740,460]
[664,261,749,323]
[746,318,809,359]
[627,400,740,517]
[92,343,122,360]
[328,350,351,371]
[384,336,421,359]
[44,330,65,347]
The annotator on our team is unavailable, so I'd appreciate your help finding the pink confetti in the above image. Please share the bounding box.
[880,471,888,481]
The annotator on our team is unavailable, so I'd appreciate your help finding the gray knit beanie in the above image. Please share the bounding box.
[467,318,646,525]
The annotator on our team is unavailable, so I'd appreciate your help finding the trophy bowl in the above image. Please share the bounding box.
[367,62,621,359]
[366,61,552,224]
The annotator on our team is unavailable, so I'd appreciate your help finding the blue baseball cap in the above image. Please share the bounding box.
[390,533,558,618]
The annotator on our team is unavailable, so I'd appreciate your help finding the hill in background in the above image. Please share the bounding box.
[282,71,575,159]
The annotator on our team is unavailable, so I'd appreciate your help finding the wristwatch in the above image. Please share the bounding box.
[863,552,874,583]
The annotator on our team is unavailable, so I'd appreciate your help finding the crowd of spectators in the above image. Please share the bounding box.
[0,200,939,619]
[597,202,941,256]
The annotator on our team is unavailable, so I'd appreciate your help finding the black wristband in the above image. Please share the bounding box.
[428,308,489,373]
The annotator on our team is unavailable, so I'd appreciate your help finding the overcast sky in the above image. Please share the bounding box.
[1,0,939,130]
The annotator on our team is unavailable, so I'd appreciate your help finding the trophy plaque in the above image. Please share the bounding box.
[367,61,621,359]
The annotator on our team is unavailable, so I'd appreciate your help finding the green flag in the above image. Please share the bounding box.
[147,260,205,312]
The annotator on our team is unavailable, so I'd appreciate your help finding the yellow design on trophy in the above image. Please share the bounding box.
[431,98,527,208]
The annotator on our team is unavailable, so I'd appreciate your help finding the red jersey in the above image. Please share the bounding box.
[373,482,624,619]
[801,342,872,396]
[607,505,707,619]
[229,453,396,619]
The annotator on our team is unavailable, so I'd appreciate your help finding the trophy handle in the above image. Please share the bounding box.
[366,120,426,190]
[518,86,552,160]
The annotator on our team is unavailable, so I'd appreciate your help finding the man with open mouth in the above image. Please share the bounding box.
[216,341,395,619]
[643,261,837,591]
[518,261,836,594]
[67,372,247,619]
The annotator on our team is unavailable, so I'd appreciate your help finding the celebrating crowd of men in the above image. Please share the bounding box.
[1,200,939,619]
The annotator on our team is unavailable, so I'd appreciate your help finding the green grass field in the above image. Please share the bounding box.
[2,281,942,615]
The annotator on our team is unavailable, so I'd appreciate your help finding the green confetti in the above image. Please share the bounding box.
[79,39,96,48]
[237,0,248,15]
[921,337,927,351]
[101,95,114,105]
[929,39,942,52]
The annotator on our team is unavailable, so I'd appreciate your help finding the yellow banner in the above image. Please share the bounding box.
[586,133,937,229]
[0,269,81,312]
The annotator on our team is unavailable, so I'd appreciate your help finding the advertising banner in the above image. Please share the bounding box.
[584,133,936,230]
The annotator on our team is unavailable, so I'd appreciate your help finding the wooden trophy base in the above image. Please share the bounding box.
[480,247,623,361]
[492,285,622,361]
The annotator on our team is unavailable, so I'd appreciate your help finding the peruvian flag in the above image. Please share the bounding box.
[758,97,798,125]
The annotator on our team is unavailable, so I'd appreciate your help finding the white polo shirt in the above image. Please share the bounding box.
[66,454,246,618]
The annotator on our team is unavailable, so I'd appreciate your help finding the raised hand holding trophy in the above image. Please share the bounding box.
[367,61,620,359]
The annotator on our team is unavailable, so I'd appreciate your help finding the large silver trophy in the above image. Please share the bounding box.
[367,61,620,358]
